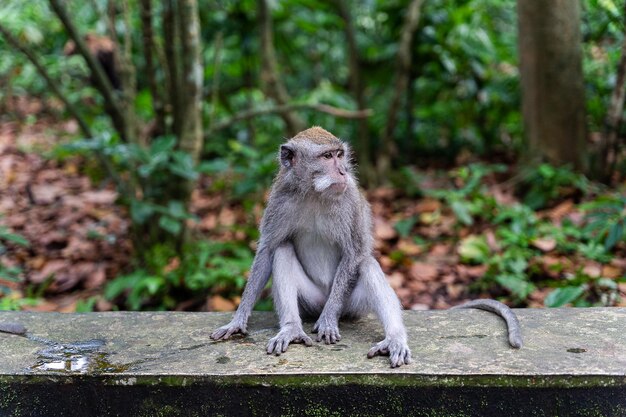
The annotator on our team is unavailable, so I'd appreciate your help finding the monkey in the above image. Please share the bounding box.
[64,34,121,90]
[0,322,26,335]
[211,127,522,367]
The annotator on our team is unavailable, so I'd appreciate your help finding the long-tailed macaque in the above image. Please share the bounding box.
[211,127,522,367]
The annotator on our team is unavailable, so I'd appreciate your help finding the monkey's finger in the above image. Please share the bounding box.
[281,339,290,353]
[367,346,380,358]
[390,351,401,368]
[267,339,278,354]
[302,336,313,346]
[212,328,230,340]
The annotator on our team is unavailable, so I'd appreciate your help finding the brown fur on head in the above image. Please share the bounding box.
[290,126,342,146]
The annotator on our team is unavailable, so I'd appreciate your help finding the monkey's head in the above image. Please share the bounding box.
[278,127,354,197]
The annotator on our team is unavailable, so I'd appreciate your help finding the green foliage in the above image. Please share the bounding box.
[581,194,626,250]
[57,133,197,241]
[425,163,505,226]
[199,140,277,204]
[519,164,591,209]
[105,240,254,310]
[422,164,624,305]
[0,222,40,310]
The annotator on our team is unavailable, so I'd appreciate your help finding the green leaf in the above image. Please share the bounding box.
[545,286,585,307]
[0,228,29,247]
[495,274,535,299]
[158,216,182,235]
[605,221,624,250]
[458,235,490,263]
[394,217,417,238]
[451,200,473,225]
[130,200,154,224]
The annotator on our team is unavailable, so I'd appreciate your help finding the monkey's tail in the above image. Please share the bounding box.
[0,322,27,336]
[451,299,523,349]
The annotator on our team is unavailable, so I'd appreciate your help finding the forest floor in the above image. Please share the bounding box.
[1,99,625,312]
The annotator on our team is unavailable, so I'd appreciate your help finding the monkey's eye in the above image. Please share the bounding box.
[337,150,344,158]
[322,152,333,159]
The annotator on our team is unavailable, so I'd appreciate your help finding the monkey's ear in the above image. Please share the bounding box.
[280,145,295,168]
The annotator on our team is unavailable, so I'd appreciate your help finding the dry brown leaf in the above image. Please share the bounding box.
[583,263,602,278]
[29,184,62,205]
[409,262,438,281]
[82,189,118,205]
[31,259,67,283]
[548,200,574,220]
[386,272,405,290]
[602,265,623,279]
[374,217,397,240]
[531,238,557,252]
[397,239,422,256]
[415,198,441,213]
[208,295,236,312]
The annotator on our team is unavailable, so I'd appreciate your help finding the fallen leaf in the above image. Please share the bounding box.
[397,239,422,256]
[82,189,118,205]
[386,272,404,290]
[29,184,62,205]
[207,295,236,312]
[602,265,622,279]
[548,200,574,220]
[374,217,397,240]
[415,198,441,213]
[583,263,602,278]
[409,262,438,281]
[531,238,557,252]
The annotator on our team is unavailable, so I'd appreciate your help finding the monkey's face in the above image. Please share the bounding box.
[279,141,352,197]
[311,147,348,194]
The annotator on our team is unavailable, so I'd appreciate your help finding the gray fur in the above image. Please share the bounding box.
[0,322,27,335]
[452,299,523,348]
[211,127,411,368]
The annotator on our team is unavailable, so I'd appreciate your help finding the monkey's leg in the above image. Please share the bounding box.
[451,299,523,348]
[266,242,320,355]
[350,257,412,368]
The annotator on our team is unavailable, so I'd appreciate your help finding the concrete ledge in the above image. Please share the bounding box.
[1,308,625,416]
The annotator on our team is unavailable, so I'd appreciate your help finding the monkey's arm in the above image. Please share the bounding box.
[210,244,274,340]
[452,299,523,348]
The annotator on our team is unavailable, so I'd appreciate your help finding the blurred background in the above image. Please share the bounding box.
[0,0,624,313]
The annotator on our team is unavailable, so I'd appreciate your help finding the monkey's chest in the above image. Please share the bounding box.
[293,232,341,290]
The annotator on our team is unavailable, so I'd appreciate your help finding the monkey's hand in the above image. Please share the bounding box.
[367,337,412,368]
[267,324,313,355]
[312,316,341,344]
[210,319,248,341]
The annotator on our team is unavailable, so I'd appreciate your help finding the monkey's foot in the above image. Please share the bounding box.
[210,319,248,340]
[312,318,341,344]
[367,338,412,368]
[267,325,313,355]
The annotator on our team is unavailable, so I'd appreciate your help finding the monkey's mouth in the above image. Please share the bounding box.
[328,182,347,193]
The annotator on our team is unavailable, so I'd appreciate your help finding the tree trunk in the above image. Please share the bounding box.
[377,0,423,182]
[257,0,304,136]
[599,1,626,181]
[335,0,374,185]
[517,0,587,169]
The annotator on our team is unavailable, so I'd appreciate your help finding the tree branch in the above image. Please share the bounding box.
[48,0,132,142]
[335,0,374,184]
[0,23,91,138]
[208,103,372,134]
[0,24,131,196]
[377,0,423,178]
[139,0,166,137]
[257,0,305,136]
